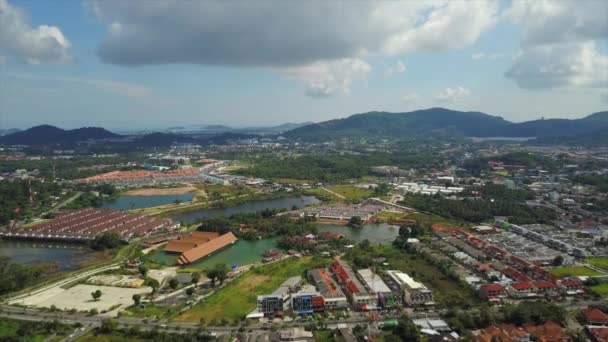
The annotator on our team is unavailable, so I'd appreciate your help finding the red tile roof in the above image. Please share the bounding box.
[480,284,505,292]
[583,308,608,324]
[533,281,556,289]
[511,282,535,290]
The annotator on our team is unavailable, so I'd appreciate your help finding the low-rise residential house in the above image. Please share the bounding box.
[582,308,608,326]
[479,284,506,300]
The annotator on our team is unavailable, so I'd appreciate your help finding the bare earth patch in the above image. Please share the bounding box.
[123,186,194,196]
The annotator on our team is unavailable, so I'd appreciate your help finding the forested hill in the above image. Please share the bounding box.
[0,125,118,145]
[286,108,608,141]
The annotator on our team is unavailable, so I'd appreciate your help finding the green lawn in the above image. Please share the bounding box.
[591,284,608,297]
[587,257,608,270]
[549,266,603,277]
[329,185,374,201]
[176,256,330,322]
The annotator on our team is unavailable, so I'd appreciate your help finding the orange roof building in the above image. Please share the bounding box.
[164,231,220,253]
[177,232,238,265]
[476,321,567,342]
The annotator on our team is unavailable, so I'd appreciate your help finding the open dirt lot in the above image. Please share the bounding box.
[12,284,151,313]
[123,186,195,196]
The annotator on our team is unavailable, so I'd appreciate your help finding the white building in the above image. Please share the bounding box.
[386,270,434,306]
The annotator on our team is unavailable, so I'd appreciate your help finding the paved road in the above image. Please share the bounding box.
[0,304,443,337]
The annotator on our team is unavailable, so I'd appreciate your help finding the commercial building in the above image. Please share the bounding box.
[291,285,324,314]
[357,269,397,308]
[331,260,376,308]
[257,276,302,316]
[385,270,434,306]
[307,269,348,310]
[1,208,178,241]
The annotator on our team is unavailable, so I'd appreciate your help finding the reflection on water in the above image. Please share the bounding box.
[101,193,194,210]
[174,196,320,223]
[0,239,94,270]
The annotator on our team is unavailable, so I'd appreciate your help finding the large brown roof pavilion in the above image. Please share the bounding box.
[163,231,238,265]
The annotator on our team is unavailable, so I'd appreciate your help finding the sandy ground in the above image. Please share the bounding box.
[123,186,195,196]
[148,267,178,285]
[13,284,151,313]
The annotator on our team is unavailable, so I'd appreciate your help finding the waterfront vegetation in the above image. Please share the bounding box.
[0,317,74,341]
[176,256,330,322]
[549,266,603,277]
[0,256,48,296]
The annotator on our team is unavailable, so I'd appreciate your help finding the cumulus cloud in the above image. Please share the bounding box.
[385,60,406,77]
[508,0,608,46]
[401,93,421,103]
[506,42,608,90]
[436,86,471,102]
[279,59,371,98]
[0,0,72,64]
[505,0,608,92]
[89,0,498,67]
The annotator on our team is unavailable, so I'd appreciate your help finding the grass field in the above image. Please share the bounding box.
[549,266,603,277]
[329,185,374,201]
[587,257,608,270]
[376,211,407,222]
[359,245,479,308]
[591,284,608,297]
[175,256,329,322]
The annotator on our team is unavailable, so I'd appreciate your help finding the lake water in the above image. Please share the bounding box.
[174,195,320,223]
[148,238,279,270]
[317,223,399,245]
[101,193,194,210]
[0,239,94,270]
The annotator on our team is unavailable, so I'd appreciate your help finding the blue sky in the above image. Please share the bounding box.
[1,0,606,130]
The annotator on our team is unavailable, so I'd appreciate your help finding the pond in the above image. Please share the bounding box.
[101,193,194,210]
[173,195,320,224]
[147,238,279,270]
[0,239,95,271]
[317,223,399,245]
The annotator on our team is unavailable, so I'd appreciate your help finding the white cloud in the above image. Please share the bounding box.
[385,60,406,77]
[279,58,371,98]
[506,42,608,90]
[472,52,502,60]
[436,86,471,102]
[504,0,608,94]
[9,73,150,98]
[0,0,72,64]
[508,0,608,46]
[90,1,498,67]
[401,93,421,103]
[472,53,486,60]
